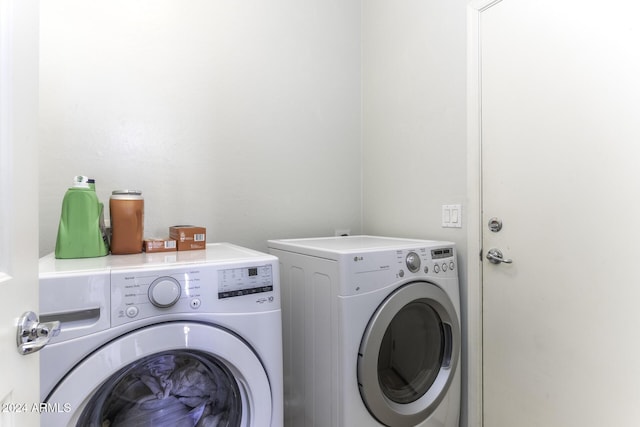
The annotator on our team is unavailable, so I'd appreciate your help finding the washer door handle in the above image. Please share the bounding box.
[17,311,60,355]
[486,248,513,265]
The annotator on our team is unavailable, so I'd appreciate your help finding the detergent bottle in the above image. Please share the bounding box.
[54,176,109,259]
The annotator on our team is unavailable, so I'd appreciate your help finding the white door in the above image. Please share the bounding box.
[480,1,640,426]
[0,0,40,425]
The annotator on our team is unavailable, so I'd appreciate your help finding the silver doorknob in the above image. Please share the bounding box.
[486,248,513,264]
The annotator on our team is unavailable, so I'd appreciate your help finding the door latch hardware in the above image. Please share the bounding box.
[488,217,503,232]
[486,248,513,265]
[17,311,60,355]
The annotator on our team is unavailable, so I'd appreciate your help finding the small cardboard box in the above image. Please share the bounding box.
[144,238,177,253]
[169,226,206,251]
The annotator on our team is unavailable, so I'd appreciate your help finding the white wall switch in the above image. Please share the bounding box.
[442,204,462,228]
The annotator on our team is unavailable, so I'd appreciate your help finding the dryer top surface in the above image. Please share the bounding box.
[268,235,454,257]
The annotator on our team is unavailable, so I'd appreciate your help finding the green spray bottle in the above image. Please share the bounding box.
[55,176,109,259]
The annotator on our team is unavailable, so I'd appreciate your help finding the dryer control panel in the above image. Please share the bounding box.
[344,245,457,296]
[428,247,457,275]
[396,247,456,278]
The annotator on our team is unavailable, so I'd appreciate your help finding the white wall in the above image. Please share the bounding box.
[361,0,469,424]
[39,0,362,255]
[362,1,467,241]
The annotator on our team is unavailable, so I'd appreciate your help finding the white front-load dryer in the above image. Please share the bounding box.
[39,243,283,427]
[268,236,460,427]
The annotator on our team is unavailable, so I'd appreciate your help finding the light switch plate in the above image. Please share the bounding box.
[442,204,462,228]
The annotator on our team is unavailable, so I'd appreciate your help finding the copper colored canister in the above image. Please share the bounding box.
[109,190,144,254]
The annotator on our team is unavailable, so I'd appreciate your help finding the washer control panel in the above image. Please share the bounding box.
[218,265,274,299]
[111,263,274,326]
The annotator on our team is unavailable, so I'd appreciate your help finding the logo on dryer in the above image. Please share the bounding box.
[353,256,363,262]
[256,296,275,304]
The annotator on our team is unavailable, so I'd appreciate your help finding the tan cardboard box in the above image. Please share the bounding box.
[169,226,206,251]
[143,238,177,253]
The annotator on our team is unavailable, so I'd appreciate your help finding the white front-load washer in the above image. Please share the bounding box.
[39,243,283,427]
[268,236,460,427]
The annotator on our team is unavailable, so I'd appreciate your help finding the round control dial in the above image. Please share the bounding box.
[148,277,181,308]
[405,252,421,273]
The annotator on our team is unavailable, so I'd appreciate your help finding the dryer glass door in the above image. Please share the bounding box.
[378,301,445,404]
[358,281,460,427]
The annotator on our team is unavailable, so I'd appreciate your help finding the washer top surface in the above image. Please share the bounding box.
[40,242,275,276]
[269,235,454,256]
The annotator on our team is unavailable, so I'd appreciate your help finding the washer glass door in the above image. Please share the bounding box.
[358,281,460,427]
[78,349,241,426]
[43,322,273,427]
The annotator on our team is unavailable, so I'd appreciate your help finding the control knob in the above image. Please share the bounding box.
[406,252,421,273]
[148,277,181,308]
